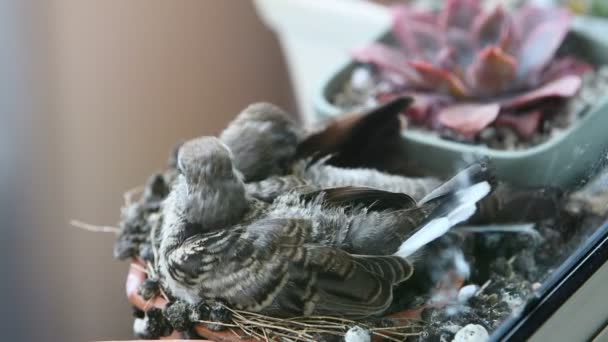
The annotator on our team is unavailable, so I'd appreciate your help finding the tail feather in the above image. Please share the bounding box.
[420,162,495,204]
[395,181,491,258]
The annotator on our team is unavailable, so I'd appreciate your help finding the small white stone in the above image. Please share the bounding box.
[350,68,372,90]
[457,284,480,304]
[344,325,371,342]
[452,324,489,342]
[532,282,542,291]
[453,250,471,279]
[133,318,148,336]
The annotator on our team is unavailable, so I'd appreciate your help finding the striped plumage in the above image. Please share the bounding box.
[157,136,492,318]
[161,214,414,317]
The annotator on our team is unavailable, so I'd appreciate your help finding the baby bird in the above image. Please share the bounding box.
[158,136,492,318]
[220,97,443,201]
[219,102,302,182]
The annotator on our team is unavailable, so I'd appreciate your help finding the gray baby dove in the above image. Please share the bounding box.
[219,102,302,182]
[158,136,492,318]
[221,97,443,201]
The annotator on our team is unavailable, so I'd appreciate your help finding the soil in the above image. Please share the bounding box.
[115,148,608,341]
[333,65,608,151]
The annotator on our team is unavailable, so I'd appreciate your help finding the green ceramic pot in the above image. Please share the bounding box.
[313,16,608,188]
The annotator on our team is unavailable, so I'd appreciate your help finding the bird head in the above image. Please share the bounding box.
[177,136,239,189]
[220,102,302,181]
[235,102,296,126]
[176,136,248,227]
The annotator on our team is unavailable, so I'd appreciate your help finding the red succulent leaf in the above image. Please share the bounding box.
[351,43,421,84]
[467,46,516,97]
[502,75,582,109]
[439,0,481,31]
[514,6,543,34]
[514,6,569,38]
[404,92,451,123]
[391,5,437,26]
[495,110,543,139]
[516,8,572,85]
[391,6,417,58]
[435,47,456,70]
[392,7,444,61]
[541,56,593,83]
[438,102,501,136]
[378,69,409,88]
[410,61,470,98]
[499,15,518,55]
[473,5,508,48]
[445,28,475,69]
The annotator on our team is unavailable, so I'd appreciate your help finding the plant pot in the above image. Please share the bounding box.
[313,16,608,188]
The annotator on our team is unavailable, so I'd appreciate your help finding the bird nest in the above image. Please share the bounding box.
[78,181,426,341]
[125,259,424,341]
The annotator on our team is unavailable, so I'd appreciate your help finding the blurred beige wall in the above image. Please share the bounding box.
[14,1,293,341]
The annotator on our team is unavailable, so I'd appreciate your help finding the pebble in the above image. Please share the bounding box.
[350,67,372,90]
[133,318,147,337]
[532,282,542,291]
[452,324,489,342]
[458,284,480,304]
[344,325,371,342]
[453,250,471,279]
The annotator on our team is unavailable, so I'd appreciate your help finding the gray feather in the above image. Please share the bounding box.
[157,136,493,318]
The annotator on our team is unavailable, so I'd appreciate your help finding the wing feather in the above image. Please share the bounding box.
[300,186,417,211]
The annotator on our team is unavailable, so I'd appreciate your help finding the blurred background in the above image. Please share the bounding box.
[0,1,294,341]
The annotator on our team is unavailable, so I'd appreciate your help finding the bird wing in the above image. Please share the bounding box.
[245,175,315,202]
[299,186,417,211]
[296,96,412,164]
[299,246,413,318]
[174,218,413,318]
[295,96,422,175]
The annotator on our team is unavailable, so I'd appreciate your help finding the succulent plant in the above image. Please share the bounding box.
[352,0,592,141]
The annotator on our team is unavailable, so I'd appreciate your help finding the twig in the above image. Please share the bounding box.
[216,304,422,342]
[477,279,492,295]
[195,320,239,328]
[158,287,170,301]
[124,185,144,206]
[143,297,153,311]
[507,255,517,265]
[70,219,121,234]
[131,263,149,274]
